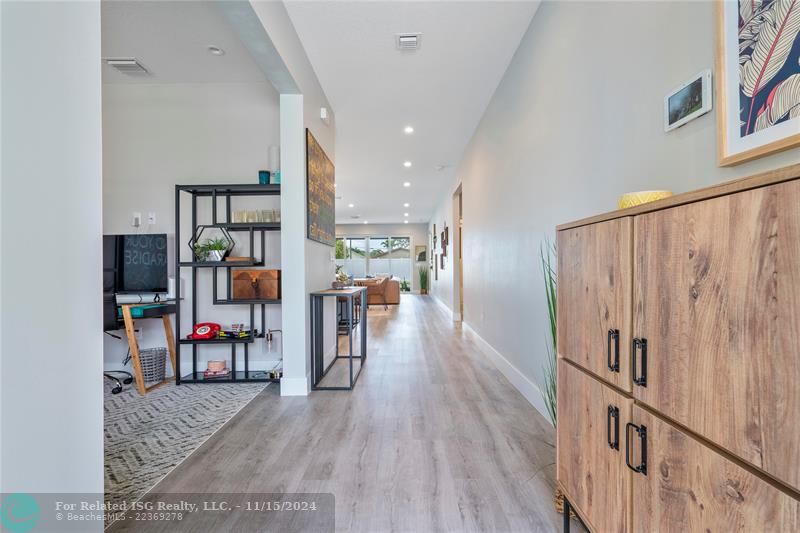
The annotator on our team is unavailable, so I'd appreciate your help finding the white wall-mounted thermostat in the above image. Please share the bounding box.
[664,69,712,132]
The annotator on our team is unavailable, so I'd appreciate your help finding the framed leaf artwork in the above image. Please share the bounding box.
[717,0,800,166]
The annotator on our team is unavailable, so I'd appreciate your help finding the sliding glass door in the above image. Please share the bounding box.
[387,237,410,281]
[335,235,411,281]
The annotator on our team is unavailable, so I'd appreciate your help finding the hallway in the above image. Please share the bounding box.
[124,295,561,532]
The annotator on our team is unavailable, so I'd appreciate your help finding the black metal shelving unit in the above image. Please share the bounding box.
[175,184,282,385]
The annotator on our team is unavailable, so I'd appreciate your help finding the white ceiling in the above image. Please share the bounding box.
[101,1,266,84]
[285,1,539,225]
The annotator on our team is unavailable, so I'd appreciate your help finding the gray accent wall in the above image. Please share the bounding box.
[430,1,800,418]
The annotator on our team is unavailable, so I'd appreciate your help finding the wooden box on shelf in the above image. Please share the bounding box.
[232,269,281,300]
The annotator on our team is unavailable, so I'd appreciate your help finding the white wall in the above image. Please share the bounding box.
[336,223,429,292]
[103,81,283,374]
[249,1,337,395]
[1,0,104,500]
[430,1,800,418]
[428,200,456,314]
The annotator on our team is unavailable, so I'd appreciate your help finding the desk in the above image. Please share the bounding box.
[310,287,367,390]
[120,303,177,395]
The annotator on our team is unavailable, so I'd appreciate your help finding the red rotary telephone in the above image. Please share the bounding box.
[188,322,221,340]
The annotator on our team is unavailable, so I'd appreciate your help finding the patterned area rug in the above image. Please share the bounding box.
[104,380,268,508]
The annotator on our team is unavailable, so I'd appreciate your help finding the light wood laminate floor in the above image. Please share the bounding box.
[113,295,565,532]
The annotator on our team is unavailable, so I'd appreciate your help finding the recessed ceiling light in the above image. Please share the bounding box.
[348,203,355,208]
[207,45,225,56]
[404,213,409,217]
[404,126,414,134]
[403,202,410,207]
[363,220,368,225]
[403,181,411,187]
[403,161,412,168]
[404,220,409,224]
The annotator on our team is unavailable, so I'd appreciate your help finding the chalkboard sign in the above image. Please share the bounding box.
[121,234,168,292]
[306,129,335,246]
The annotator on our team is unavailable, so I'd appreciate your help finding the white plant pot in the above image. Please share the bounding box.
[207,250,225,262]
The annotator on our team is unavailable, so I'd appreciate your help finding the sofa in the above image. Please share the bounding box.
[355,277,400,305]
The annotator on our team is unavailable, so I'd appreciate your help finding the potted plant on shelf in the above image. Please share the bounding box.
[195,237,229,262]
[419,265,428,295]
[332,265,351,289]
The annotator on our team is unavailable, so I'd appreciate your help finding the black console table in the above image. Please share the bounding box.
[310,287,367,390]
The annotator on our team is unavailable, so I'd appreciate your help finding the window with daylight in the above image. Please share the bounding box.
[335,235,411,282]
[335,237,367,278]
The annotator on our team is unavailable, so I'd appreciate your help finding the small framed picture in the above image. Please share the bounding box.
[664,69,712,132]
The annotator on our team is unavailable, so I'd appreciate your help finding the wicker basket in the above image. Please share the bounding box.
[139,347,167,383]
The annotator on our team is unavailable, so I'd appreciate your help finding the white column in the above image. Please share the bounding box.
[279,94,310,395]
[1,0,103,501]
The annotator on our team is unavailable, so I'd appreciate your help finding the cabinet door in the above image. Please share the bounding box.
[557,218,633,391]
[557,360,631,533]
[630,406,800,532]
[633,181,800,490]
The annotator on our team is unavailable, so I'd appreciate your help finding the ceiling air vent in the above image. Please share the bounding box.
[104,58,148,75]
[395,33,421,51]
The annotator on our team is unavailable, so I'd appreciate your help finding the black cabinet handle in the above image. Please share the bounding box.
[607,329,620,373]
[632,338,648,387]
[625,422,648,475]
[607,405,620,450]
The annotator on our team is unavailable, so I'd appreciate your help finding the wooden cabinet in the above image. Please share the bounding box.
[633,180,800,490]
[556,165,800,532]
[557,360,631,533]
[557,218,633,392]
[630,406,800,532]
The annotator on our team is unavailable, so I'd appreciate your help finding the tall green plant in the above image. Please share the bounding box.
[418,266,428,291]
[540,240,557,426]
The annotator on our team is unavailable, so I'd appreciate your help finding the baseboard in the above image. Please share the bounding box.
[462,322,551,423]
[431,293,453,316]
[280,376,309,396]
